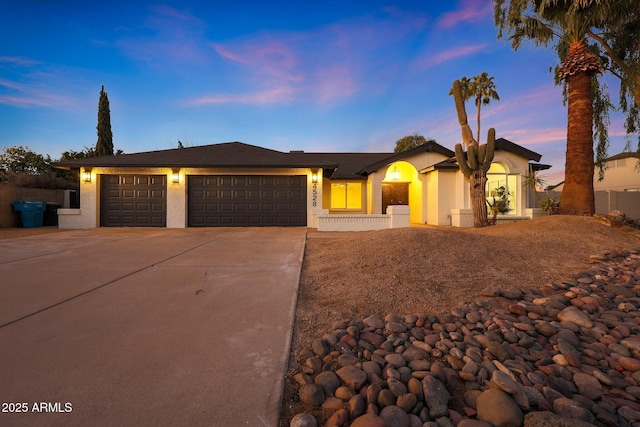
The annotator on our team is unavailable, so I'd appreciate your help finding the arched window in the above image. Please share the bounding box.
[486,163,516,215]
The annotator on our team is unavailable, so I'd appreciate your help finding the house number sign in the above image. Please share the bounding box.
[312,182,317,208]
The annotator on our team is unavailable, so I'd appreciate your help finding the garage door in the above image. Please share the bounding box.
[188,175,307,227]
[100,175,167,227]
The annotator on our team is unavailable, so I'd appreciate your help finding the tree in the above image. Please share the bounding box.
[0,146,52,183]
[450,73,500,143]
[394,134,431,153]
[583,0,640,146]
[0,146,74,189]
[493,0,606,215]
[96,85,114,156]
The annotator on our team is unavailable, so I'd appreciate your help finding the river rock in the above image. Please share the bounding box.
[476,388,523,427]
[557,306,593,328]
[336,365,367,390]
[350,413,387,427]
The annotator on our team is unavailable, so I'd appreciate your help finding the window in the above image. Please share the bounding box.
[331,182,362,209]
[486,163,516,215]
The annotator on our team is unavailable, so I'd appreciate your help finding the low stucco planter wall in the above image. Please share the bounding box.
[316,205,410,232]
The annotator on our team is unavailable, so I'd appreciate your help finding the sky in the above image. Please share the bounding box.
[0,0,633,185]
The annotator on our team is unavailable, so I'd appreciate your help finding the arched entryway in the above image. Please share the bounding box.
[382,161,422,223]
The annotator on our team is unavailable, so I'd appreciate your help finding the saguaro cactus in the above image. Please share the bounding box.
[451,79,496,227]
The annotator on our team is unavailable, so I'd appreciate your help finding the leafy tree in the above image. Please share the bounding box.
[493,0,607,215]
[96,85,114,156]
[0,146,52,182]
[394,134,431,153]
[0,145,74,189]
[449,72,500,143]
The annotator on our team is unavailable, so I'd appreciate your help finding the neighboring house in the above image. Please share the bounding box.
[542,152,640,219]
[54,138,548,230]
[594,152,640,192]
[594,152,640,219]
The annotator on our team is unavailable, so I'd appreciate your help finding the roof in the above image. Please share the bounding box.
[495,138,542,162]
[298,152,391,180]
[355,140,454,175]
[54,140,455,180]
[605,151,639,162]
[54,142,338,170]
[54,138,543,179]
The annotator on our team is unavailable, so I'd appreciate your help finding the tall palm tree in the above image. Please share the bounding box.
[471,72,500,144]
[449,73,500,144]
[558,40,602,214]
[494,0,604,215]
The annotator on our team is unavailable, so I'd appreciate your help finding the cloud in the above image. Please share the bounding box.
[416,44,488,69]
[0,57,84,109]
[0,56,40,66]
[115,6,210,66]
[436,0,493,29]
[187,87,296,106]
[188,7,428,106]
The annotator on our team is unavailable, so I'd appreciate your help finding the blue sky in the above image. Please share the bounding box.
[0,0,631,184]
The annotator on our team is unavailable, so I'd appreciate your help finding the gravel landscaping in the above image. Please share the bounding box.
[280,216,640,427]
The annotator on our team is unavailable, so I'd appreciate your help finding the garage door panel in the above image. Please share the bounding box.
[100,175,167,227]
[188,175,306,227]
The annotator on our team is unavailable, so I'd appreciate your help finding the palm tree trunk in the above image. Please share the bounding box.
[559,71,595,215]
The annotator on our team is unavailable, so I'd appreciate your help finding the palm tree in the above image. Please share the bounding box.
[471,72,500,143]
[558,40,602,214]
[449,73,500,144]
[493,0,603,215]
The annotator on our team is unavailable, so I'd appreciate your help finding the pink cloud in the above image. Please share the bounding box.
[417,44,487,68]
[197,7,428,107]
[437,0,493,29]
[187,87,296,106]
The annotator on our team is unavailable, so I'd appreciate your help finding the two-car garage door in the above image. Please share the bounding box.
[188,175,307,227]
[100,174,307,227]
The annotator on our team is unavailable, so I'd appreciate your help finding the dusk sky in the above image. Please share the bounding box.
[0,0,632,184]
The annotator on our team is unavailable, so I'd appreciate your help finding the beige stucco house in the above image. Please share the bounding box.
[594,152,640,192]
[55,138,548,230]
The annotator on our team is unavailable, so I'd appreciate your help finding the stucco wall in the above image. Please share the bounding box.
[594,158,640,191]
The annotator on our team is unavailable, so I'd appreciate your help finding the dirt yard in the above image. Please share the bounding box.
[279,215,640,425]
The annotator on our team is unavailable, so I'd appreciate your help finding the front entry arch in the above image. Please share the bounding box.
[382,161,422,223]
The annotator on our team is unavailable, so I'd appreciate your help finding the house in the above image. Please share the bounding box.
[594,151,640,192]
[594,151,640,219]
[54,138,549,230]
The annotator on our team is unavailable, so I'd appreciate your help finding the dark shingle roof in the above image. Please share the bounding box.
[55,142,337,169]
[54,140,455,180]
[356,140,454,175]
[495,138,542,162]
[54,139,544,179]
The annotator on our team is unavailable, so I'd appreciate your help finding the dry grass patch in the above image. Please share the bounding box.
[279,215,640,426]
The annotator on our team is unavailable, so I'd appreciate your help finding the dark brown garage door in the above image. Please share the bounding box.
[100,175,167,227]
[188,175,307,227]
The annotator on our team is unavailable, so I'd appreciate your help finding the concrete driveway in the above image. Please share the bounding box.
[0,227,306,427]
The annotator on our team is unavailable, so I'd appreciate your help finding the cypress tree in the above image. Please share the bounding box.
[96,85,114,156]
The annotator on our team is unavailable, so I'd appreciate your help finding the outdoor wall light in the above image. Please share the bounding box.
[82,169,92,183]
[391,166,400,181]
[311,170,318,184]
[170,168,180,184]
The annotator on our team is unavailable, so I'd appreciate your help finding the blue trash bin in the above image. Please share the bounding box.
[11,201,46,228]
